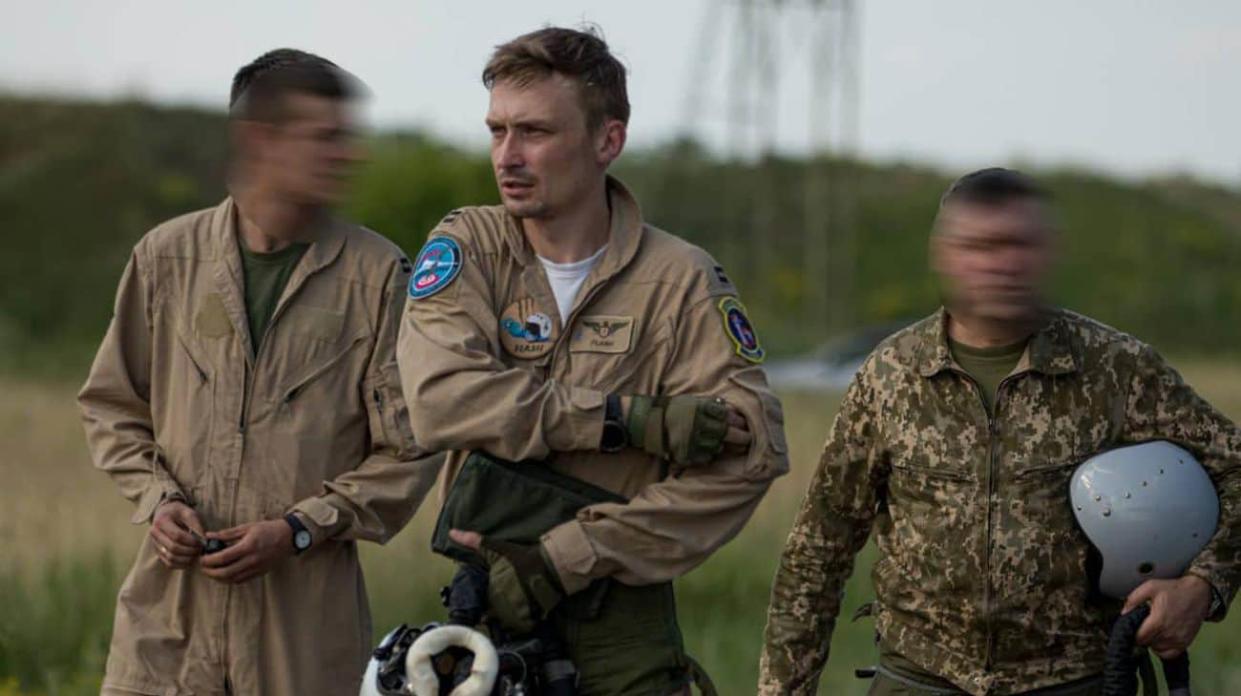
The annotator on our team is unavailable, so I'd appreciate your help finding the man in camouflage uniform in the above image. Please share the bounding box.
[759,168,1241,695]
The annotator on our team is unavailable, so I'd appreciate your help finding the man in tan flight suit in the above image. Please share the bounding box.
[396,27,790,695]
[78,49,440,695]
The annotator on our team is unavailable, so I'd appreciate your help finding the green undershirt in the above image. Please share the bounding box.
[238,240,309,352]
[948,336,1028,416]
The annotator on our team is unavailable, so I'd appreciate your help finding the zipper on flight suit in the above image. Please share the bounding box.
[950,367,1020,673]
[542,262,614,378]
[239,361,249,433]
[239,337,271,435]
[237,278,311,433]
[223,247,323,688]
[985,372,1026,671]
[545,266,683,483]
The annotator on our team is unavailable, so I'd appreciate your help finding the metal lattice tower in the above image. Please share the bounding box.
[681,0,862,334]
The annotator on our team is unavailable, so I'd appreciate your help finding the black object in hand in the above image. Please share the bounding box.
[188,529,229,555]
[443,563,489,626]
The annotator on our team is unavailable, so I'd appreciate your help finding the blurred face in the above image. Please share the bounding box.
[243,92,361,206]
[486,74,625,219]
[931,197,1055,323]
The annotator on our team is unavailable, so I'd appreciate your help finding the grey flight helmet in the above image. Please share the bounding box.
[1070,440,1219,600]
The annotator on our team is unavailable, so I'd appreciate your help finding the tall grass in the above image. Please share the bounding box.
[2,365,1241,694]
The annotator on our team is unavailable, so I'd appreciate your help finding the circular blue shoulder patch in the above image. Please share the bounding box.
[408,237,462,300]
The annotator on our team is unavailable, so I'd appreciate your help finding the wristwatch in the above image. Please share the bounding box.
[285,513,312,555]
[600,393,629,453]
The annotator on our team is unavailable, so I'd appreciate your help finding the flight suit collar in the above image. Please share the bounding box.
[916,306,1079,378]
[207,197,347,356]
[499,175,645,279]
[496,177,646,327]
[210,197,346,271]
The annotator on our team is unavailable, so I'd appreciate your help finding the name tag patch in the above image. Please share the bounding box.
[570,315,635,354]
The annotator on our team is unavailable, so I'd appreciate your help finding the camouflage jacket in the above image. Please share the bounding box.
[759,308,1241,695]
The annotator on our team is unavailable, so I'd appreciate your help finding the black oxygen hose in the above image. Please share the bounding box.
[445,562,580,695]
[1102,604,1192,696]
[1163,650,1191,696]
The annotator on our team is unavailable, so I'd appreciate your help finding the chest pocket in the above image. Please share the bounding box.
[1009,449,1092,531]
[888,456,977,513]
[258,307,373,503]
[1013,456,1081,482]
[276,308,370,400]
[883,407,982,532]
[564,314,670,396]
[160,328,217,488]
[886,414,981,482]
[255,304,372,428]
[884,454,979,561]
[1002,389,1105,518]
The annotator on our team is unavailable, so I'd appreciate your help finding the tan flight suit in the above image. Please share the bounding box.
[396,176,789,600]
[78,198,441,695]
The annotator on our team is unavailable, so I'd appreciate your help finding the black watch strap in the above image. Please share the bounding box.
[601,394,628,453]
[285,513,312,554]
[605,393,623,423]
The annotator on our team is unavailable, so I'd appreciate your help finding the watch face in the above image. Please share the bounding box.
[295,530,312,550]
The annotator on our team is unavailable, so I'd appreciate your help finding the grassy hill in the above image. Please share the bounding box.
[2,95,1239,375]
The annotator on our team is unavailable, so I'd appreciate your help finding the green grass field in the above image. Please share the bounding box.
[2,362,1241,694]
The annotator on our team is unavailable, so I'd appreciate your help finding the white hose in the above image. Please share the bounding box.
[405,625,500,696]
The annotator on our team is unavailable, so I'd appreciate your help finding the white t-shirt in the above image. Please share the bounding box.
[538,245,608,323]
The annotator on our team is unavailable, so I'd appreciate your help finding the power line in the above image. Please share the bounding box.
[681,0,862,333]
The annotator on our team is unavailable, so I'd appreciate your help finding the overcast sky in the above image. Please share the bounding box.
[4,0,1239,184]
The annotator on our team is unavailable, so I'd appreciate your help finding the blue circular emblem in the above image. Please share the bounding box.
[408,237,462,300]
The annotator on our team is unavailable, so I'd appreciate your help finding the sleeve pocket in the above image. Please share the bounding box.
[760,391,789,455]
[364,364,418,460]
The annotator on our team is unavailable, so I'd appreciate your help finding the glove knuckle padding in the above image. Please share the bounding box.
[688,398,728,464]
